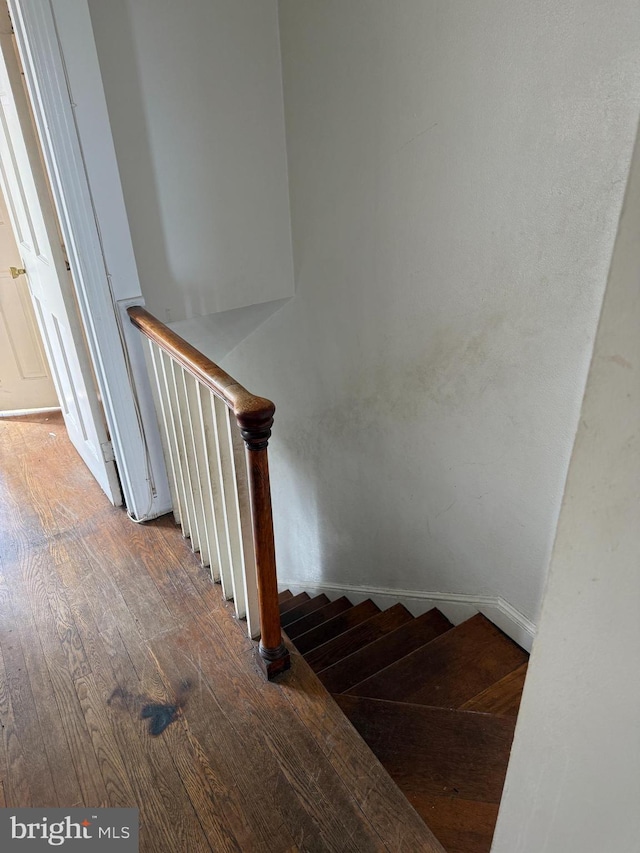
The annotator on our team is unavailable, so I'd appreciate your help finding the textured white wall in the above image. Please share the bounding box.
[87,0,293,322]
[493,129,640,853]
[218,0,640,624]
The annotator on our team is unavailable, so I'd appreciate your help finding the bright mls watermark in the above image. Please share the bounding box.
[0,809,138,850]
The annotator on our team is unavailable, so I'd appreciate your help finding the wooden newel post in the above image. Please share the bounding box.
[237,405,290,680]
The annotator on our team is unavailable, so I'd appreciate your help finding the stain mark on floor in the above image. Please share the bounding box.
[141,702,180,735]
[108,680,192,736]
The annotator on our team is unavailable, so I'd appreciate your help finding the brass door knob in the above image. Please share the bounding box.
[9,266,26,279]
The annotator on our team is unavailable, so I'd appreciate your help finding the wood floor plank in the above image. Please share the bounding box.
[0,643,34,807]
[16,548,110,806]
[0,558,83,807]
[69,583,213,852]
[319,609,453,694]
[41,556,92,682]
[0,413,440,851]
[54,538,152,685]
[149,634,299,853]
[80,513,179,641]
[345,614,528,707]
[73,674,138,810]
[153,624,393,853]
[304,604,414,672]
[0,560,58,806]
[292,599,381,654]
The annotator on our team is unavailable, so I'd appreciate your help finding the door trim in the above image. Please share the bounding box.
[8,0,171,518]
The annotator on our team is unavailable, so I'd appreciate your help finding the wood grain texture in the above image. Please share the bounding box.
[245,445,289,671]
[345,613,528,707]
[0,413,443,851]
[0,559,83,807]
[319,609,453,694]
[0,640,34,807]
[0,556,67,807]
[304,603,414,672]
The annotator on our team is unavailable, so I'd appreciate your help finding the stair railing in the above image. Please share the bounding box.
[127,306,290,679]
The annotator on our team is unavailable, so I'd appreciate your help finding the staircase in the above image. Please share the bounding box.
[279,590,529,853]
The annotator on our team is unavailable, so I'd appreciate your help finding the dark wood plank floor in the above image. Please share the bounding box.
[0,412,444,853]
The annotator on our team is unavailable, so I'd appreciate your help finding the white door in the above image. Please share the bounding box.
[0,182,58,411]
[0,26,121,503]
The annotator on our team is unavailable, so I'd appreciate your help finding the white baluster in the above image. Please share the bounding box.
[164,353,200,552]
[228,412,261,639]
[157,349,192,541]
[182,372,220,575]
[211,393,246,619]
[147,340,181,527]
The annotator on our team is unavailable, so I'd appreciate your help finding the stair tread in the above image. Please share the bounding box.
[318,608,453,694]
[346,613,528,708]
[292,599,381,653]
[304,604,414,671]
[336,695,516,853]
[415,798,499,853]
[285,597,353,639]
[460,662,528,716]
[278,589,293,605]
[280,594,330,627]
[279,591,310,615]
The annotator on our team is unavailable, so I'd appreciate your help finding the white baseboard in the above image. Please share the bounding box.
[278,578,536,652]
[0,406,61,418]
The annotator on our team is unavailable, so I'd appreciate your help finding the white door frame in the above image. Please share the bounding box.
[8,0,171,519]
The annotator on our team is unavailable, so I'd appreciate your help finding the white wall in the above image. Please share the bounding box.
[87,0,293,323]
[216,0,640,626]
[492,127,640,853]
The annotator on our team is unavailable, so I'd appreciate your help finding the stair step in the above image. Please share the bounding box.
[304,603,413,670]
[285,596,353,639]
[336,695,515,853]
[318,608,453,694]
[292,599,381,653]
[279,591,310,615]
[416,799,500,853]
[460,663,528,716]
[280,594,330,627]
[346,613,528,708]
[278,589,293,605]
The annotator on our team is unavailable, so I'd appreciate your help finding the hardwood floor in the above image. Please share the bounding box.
[0,413,444,852]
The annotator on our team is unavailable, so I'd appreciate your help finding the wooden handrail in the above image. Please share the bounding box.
[128,305,290,679]
[128,306,275,437]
